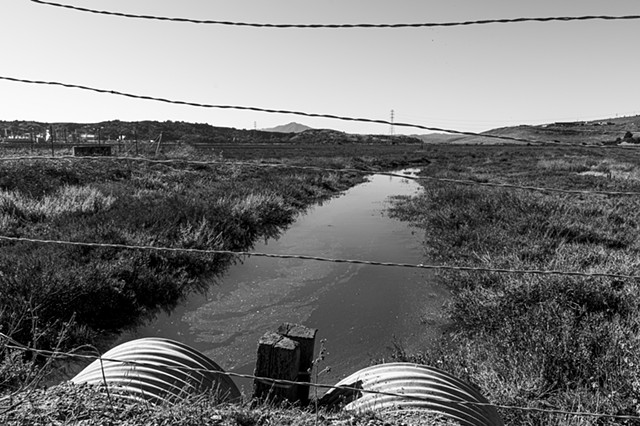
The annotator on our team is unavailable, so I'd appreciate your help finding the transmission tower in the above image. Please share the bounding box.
[390,109,395,136]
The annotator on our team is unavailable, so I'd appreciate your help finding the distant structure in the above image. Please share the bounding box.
[390,109,395,136]
[553,121,586,127]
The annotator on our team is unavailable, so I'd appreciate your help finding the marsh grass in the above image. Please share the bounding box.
[0,185,115,224]
[12,144,635,423]
[0,155,367,360]
[389,145,640,424]
[2,149,435,404]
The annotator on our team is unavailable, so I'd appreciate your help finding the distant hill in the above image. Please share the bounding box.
[0,120,422,145]
[413,115,640,146]
[262,122,313,133]
[9,115,635,146]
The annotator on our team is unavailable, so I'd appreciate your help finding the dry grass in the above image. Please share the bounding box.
[0,382,458,426]
[0,185,115,224]
[389,145,640,425]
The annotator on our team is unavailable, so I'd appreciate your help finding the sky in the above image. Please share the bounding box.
[2,0,640,135]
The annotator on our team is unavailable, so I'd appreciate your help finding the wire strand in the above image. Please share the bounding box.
[29,0,640,29]
[0,235,637,280]
[3,155,640,197]
[2,337,640,422]
[0,74,615,146]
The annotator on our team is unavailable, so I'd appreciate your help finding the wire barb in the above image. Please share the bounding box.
[29,0,640,29]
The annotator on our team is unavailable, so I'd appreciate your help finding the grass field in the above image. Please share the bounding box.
[0,142,436,425]
[3,141,640,424]
[389,144,640,425]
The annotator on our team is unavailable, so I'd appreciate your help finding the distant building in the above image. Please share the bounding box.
[553,121,586,127]
[80,133,98,142]
[5,135,31,141]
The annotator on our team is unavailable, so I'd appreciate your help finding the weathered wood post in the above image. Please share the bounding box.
[253,331,300,403]
[277,323,317,406]
[134,128,138,156]
[253,323,318,405]
[155,131,163,156]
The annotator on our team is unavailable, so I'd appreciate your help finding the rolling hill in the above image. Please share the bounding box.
[445,115,640,145]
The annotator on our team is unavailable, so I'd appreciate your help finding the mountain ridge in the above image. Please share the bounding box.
[261,122,312,133]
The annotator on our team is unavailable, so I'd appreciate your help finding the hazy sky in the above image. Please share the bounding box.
[2,0,640,134]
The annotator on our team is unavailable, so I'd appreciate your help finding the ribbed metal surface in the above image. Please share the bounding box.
[321,363,503,426]
[71,337,241,404]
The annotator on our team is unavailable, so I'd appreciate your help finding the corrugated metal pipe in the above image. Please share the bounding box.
[71,337,241,404]
[320,363,503,426]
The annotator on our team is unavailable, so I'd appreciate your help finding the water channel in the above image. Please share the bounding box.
[118,169,450,393]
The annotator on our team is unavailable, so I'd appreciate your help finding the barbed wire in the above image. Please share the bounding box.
[415,174,640,196]
[3,154,640,197]
[29,0,640,29]
[2,336,640,422]
[0,74,620,147]
[5,5,638,421]
[0,234,637,280]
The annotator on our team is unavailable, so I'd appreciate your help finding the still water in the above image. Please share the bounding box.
[119,169,449,392]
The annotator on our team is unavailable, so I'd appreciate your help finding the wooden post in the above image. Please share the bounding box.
[155,131,163,156]
[134,128,138,156]
[50,124,54,156]
[253,332,300,403]
[277,323,318,405]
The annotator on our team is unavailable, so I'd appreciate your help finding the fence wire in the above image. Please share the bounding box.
[0,235,637,280]
[29,0,640,29]
[2,74,633,147]
[3,154,640,198]
[2,336,640,422]
[2,4,639,423]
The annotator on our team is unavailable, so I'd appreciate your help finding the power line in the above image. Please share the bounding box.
[4,155,640,198]
[0,235,637,280]
[29,0,640,29]
[1,74,622,146]
[2,337,640,422]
